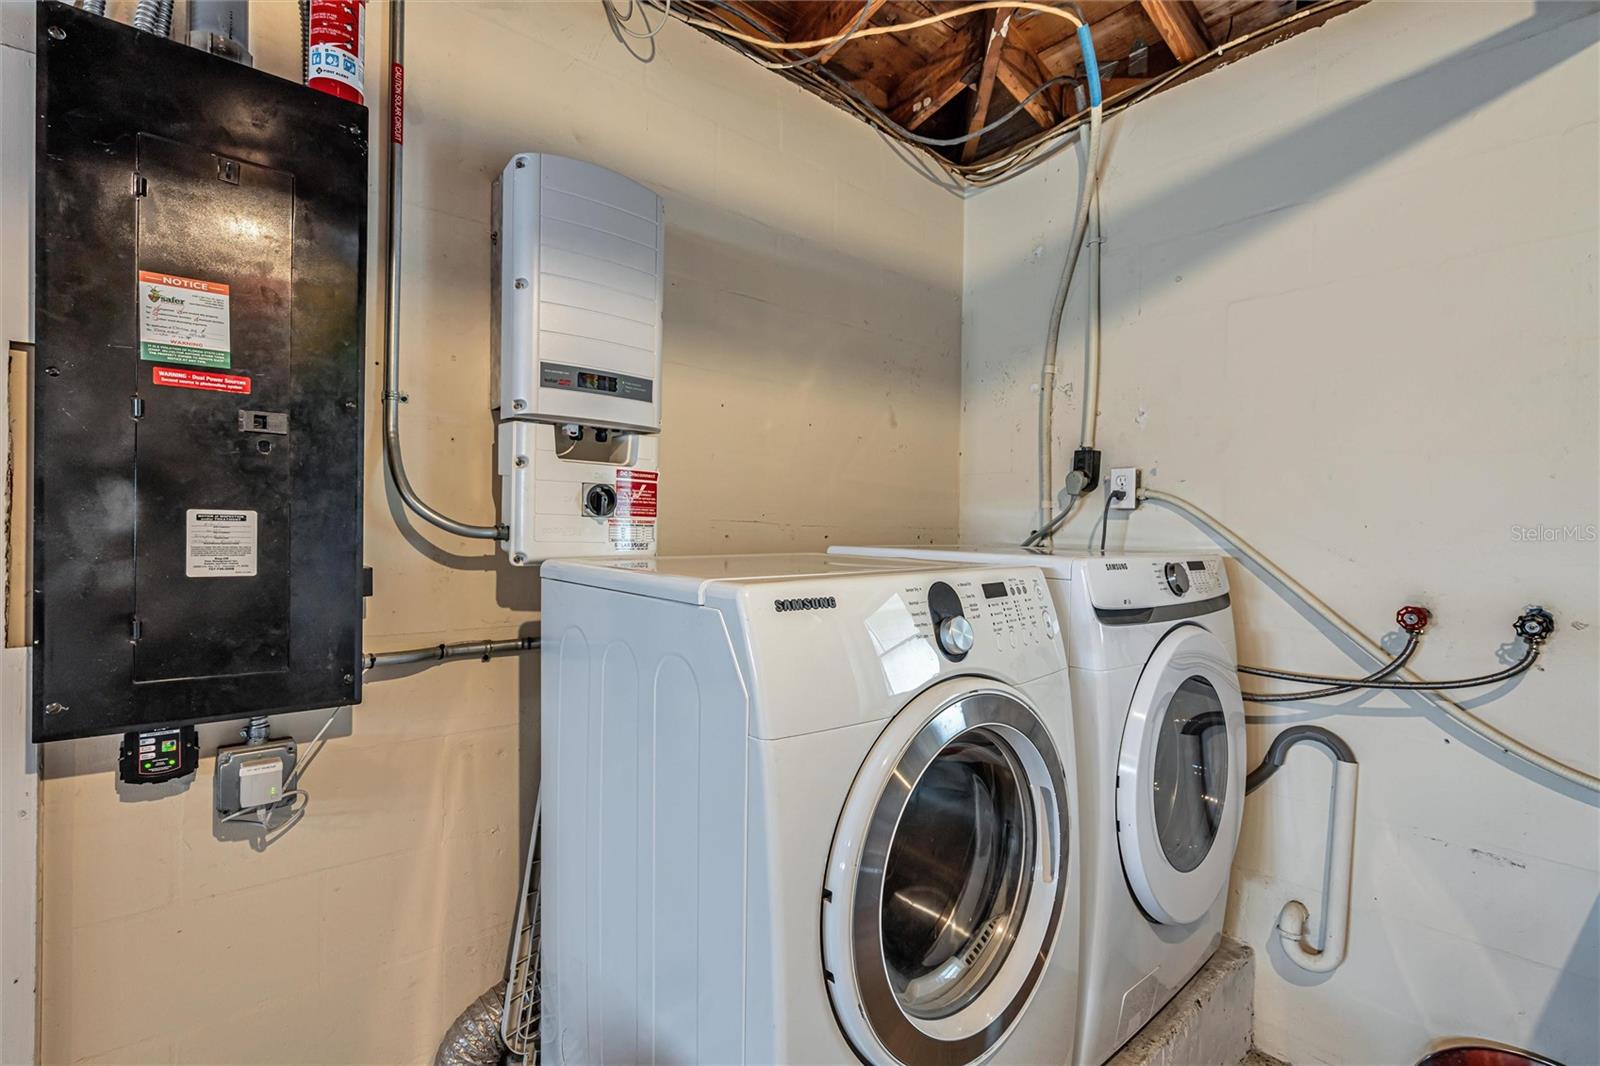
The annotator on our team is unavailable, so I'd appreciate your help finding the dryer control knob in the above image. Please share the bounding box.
[1164,561,1190,596]
[937,615,975,657]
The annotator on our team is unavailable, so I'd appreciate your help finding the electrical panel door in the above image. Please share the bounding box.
[32,3,367,741]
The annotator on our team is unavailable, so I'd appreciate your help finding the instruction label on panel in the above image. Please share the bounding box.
[185,509,257,577]
[139,271,232,369]
[610,468,658,552]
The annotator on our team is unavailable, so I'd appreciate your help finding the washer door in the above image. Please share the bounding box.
[822,678,1069,1066]
[1115,624,1246,926]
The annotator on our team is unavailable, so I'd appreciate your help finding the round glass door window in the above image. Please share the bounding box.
[1149,677,1229,873]
[880,727,1033,1020]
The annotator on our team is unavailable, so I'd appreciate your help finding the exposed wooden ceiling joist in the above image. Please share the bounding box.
[663,0,1368,177]
[1139,0,1214,62]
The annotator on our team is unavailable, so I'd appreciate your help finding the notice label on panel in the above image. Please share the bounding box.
[185,509,258,577]
[139,270,232,368]
[608,520,655,553]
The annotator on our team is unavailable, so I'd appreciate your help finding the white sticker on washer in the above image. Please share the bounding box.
[186,509,258,577]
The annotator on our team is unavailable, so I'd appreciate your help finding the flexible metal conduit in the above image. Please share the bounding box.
[131,0,173,35]
[1140,488,1600,793]
[382,0,504,541]
[364,637,539,672]
[1246,726,1358,973]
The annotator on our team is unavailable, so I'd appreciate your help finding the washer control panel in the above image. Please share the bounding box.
[902,570,1058,659]
[1084,554,1228,609]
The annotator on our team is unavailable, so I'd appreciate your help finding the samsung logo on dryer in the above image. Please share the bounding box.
[1104,562,1129,571]
[774,596,837,612]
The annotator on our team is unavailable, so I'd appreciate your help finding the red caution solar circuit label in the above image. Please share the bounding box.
[152,366,252,394]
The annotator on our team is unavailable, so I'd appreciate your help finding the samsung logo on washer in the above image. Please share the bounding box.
[1104,562,1129,571]
[774,596,837,612]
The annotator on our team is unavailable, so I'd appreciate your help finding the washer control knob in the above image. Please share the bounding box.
[1042,612,1057,639]
[1164,561,1190,597]
[937,615,975,657]
[584,483,617,518]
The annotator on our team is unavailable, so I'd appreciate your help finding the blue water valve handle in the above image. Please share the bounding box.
[1077,23,1102,107]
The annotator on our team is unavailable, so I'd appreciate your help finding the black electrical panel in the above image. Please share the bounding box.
[32,2,367,741]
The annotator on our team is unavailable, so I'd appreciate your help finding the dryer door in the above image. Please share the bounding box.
[822,678,1070,1066]
[1115,624,1246,925]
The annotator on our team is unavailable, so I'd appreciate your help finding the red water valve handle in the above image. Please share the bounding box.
[1397,605,1431,634]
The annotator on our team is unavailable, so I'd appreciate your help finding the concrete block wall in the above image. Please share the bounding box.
[961,4,1599,1063]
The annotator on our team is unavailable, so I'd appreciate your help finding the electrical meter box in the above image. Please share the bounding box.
[31,4,367,742]
[491,153,664,562]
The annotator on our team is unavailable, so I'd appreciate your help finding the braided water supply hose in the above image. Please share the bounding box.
[1139,488,1597,793]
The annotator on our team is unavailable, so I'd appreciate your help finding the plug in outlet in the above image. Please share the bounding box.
[1109,468,1139,509]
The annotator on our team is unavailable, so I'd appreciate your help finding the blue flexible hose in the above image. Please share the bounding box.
[1077,23,1102,106]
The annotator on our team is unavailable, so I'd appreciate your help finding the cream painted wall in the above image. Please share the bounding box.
[962,3,1599,1064]
[5,2,962,1062]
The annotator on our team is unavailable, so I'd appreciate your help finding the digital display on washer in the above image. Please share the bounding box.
[982,581,1008,599]
[1186,560,1206,571]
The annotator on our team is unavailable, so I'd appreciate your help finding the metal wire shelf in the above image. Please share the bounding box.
[501,796,541,1061]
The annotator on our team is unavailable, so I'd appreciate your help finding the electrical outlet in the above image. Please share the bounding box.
[1109,467,1139,509]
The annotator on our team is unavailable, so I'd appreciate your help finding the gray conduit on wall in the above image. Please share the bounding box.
[363,637,539,672]
[434,981,510,1066]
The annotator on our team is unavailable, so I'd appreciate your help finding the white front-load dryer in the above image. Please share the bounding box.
[540,554,1082,1065]
[830,545,1247,1066]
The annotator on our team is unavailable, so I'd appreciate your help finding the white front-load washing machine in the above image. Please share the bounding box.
[831,545,1246,1066]
[540,554,1082,1065]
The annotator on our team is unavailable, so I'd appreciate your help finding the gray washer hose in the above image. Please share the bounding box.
[435,981,511,1066]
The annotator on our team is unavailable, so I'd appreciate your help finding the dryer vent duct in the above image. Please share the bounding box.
[434,982,509,1066]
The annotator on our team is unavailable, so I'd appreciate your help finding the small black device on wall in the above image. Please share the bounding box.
[32,2,367,741]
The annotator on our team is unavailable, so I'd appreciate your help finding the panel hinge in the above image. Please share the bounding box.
[130,616,142,642]
[130,173,147,198]
[130,395,144,419]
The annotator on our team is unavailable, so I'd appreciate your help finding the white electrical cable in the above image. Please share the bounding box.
[603,0,673,40]
[219,706,346,837]
[1139,488,1600,793]
[1036,102,1102,545]
[674,0,1081,51]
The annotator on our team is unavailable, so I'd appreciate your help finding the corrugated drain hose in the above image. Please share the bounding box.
[1139,487,1599,793]
[434,981,510,1066]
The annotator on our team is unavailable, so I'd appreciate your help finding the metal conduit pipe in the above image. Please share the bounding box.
[382,0,505,541]
[78,0,106,16]
[1245,726,1358,973]
[364,636,539,672]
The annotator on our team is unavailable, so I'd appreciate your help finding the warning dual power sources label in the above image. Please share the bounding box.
[186,510,257,578]
[152,366,252,394]
[609,469,658,553]
[139,271,232,369]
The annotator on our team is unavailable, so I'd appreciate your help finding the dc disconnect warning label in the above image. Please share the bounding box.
[139,271,232,369]
[152,367,252,394]
[610,469,658,552]
[186,510,258,578]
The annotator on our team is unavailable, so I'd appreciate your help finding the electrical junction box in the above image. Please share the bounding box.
[491,153,663,563]
[31,4,367,742]
[214,739,298,816]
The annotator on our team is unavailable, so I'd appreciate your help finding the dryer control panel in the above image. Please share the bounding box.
[1083,554,1228,610]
